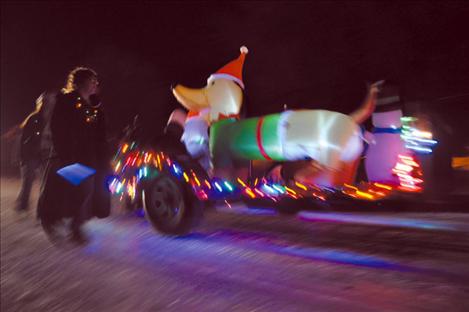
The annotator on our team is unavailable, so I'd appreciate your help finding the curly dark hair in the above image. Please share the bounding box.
[62,66,98,94]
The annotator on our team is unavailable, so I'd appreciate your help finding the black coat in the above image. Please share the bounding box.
[38,91,110,221]
[51,91,108,168]
[19,112,43,163]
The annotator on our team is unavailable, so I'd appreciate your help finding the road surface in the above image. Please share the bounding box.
[1,177,469,311]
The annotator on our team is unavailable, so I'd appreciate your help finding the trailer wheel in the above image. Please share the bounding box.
[143,172,202,235]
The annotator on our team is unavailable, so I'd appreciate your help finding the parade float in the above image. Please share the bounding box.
[108,47,437,235]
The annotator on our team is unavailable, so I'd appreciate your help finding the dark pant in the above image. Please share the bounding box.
[70,176,95,232]
[16,159,42,211]
[37,159,96,230]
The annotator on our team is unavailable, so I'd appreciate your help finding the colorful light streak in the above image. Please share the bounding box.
[214,181,223,192]
[392,154,423,192]
[110,146,355,203]
[400,116,437,154]
[110,134,429,205]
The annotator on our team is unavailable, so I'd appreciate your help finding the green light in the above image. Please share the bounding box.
[401,116,416,122]
[223,181,233,191]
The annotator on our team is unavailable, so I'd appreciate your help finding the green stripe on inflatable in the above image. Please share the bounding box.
[210,114,285,162]
[230,118,263,160]
[260,114,283,160]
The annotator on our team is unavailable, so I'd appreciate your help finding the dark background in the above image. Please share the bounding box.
[2,1,469,141]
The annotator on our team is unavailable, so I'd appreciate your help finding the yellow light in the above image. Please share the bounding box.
[284,186,297,195]
[183,172,189,182]
[122,144,129,154]
[237,178,247,187]
[193,174,201,187]
[413,130,433,139]
[395,163,413,172]
[245,188,256,198]
[295,182,307,190]
[373,183,392,190]
[156,154,162,170]
[356,191,374,200]
[398,155,413,161]
[344,183,358,191]
[452,157,469,170]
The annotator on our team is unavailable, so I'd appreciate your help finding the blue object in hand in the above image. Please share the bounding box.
[56,163,96,186]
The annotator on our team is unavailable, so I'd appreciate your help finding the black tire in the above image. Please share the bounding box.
[142,171,202,235]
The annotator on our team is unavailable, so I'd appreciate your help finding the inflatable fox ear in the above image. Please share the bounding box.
[207,46,248,89]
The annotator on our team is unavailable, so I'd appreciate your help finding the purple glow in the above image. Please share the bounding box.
[298,212,456,231]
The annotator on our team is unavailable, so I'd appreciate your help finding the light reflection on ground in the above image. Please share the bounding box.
[84,218,412,271]
[298,211,458,231]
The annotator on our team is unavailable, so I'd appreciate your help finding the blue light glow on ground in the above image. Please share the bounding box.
[298,212,457,231]
[184,230,412,271]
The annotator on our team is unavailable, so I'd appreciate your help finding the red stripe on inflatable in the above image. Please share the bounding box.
[256,117,272,161]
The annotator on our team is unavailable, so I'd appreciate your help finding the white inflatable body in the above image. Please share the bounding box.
[181,115,211,171]
[279,110,364,169]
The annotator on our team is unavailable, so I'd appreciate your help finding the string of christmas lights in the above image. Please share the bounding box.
[110,114,435,204]
[108,139,425,206]
[400,116,437,154]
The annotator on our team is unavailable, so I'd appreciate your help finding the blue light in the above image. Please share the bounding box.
[261,184,278,195]
[298,212,456,231]
[214,182,223,192]
[135,208,145,218]
[273,246,405,269]
[185,230,410,270]
[115,182,123,194]
[405,145,433,154]
[223,181,234,192]
[272,184,285,194]
[172,164,181,175]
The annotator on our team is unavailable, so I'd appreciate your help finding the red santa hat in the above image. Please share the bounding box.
[207,46,248,89]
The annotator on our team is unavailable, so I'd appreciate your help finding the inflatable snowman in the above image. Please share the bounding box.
[365,85,410,184]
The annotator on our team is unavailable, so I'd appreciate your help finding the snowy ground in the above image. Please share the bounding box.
[1,177,469,311]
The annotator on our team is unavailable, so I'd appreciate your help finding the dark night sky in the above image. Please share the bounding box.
[2,1,469,138]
